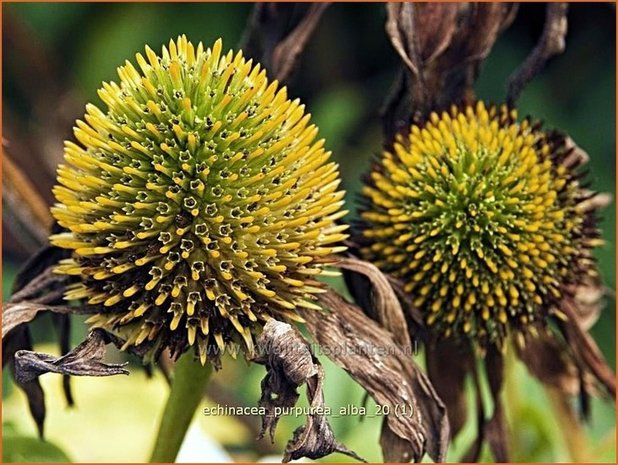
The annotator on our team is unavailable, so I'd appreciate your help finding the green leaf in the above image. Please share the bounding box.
[2,435,72,463]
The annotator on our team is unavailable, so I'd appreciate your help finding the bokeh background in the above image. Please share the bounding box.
[2,2,616,463]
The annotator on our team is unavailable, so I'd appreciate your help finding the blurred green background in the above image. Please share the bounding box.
[2,2,615,463]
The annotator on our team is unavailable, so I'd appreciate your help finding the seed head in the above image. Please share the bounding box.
[359,102,602,348]
[50,36,348,364]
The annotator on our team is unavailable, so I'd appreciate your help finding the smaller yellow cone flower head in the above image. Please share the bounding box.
[359,102,602,349]
[50,36,348,365]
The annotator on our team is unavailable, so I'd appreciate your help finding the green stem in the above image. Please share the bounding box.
[150,353,213,463]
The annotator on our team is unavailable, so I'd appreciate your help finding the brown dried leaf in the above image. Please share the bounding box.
[14,329,128,384]
[271,3,329,82]
[384,2,518,115]
[253,319,364,462]
[304,289,449,462]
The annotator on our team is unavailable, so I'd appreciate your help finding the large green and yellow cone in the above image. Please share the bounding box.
[50,36,348,365]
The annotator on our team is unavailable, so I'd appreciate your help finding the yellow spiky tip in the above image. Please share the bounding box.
[359,101,602,348]
[50,36,348,365]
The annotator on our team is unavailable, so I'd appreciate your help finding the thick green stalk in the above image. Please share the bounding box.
[150,353,213,463]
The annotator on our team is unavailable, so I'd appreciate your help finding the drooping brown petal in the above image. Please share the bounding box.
[484,347,508,462]
[303,289,449,462]
[514,331,580,396]
[461,363,486,462]
[9,266,63,304]
[3,325,46,437]
[2,301,75,339]
[240,3,329,82]
[461,348,509,462]
[8,241,70,311]
[253,319,364,462]
[461,347,509,463]
[425,338,473,438]
[560,299,616,398]
[14,329,129,385]
[336,256,410,347]
[2,246,76,437]
[3,147,53,254]
[507,3,569,105]
[569,280,609,331]
[51,313,74,406]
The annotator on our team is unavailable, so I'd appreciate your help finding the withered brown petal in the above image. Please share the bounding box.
[514,331,580,396]
[425,338,473,438]
[3,325,46,437]
[337,256,411,347]
[560,300,616,397]
[11,241,68,296]
[484,348,508,462]
[379,423,418,464]
[51,313,74,406]
[304,289,449,462]
[14,329,129,385]
[253,319,364,462]
[2,301,75,339]
[10,263,63,303]
[461,364,486,462]
[3,150,54,253]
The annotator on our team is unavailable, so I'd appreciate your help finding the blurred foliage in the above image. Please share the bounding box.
[2,2,615,463]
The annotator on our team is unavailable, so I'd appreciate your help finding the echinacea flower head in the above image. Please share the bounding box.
[50,36,348,365]
[359,101,602,349]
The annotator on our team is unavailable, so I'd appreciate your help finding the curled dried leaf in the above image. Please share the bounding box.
[303,289,449,462]
[253,319,363,462]
[14,329,129,385]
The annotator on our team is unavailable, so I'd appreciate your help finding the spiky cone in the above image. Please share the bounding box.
[360,101,604,350]
[50,36,348,367]
[357,101,615,456]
